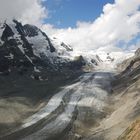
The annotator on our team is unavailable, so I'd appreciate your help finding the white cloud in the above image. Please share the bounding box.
[0,0,139,54]
[42,0,140,53]
[0,0,48,26]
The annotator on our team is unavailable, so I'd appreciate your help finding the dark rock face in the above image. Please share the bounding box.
[61,42,73,52]
[42,32,56,53]
[68,55,86,69]
[96,55,103,62]
[0,22,35,75]
[1,24,14,41]
[0,20,84,79]
[23,24,39,37]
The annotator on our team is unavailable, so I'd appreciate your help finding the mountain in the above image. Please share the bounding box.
[0,20,92,85]
[1,20,140,140]
[67,49,140,140]
[0,20,103,79]
[0,20,104,136]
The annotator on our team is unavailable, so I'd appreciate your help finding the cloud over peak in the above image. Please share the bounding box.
[43,0,140,53]
[0,0,139,54]
[0,0,48,26]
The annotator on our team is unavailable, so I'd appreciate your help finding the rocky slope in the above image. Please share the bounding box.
[60,48,140,140]
[117,119,140,140]
[111,48,140,140]
[85,48,140,140]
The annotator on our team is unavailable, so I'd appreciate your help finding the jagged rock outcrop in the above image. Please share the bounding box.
[0,20,89,79]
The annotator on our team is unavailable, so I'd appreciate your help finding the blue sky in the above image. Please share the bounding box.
[44,0,114,28]
[40,0,140,52]
[0,0,139,52]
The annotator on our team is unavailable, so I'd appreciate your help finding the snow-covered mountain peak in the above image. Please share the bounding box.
[50,37,73,60]
[0,20,77,76]
[0,19,109,77]
[0,20,73,64]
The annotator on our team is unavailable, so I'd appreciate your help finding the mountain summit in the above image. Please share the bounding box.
[0,20,87,79]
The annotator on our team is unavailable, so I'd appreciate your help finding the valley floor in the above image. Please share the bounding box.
[1,62,140,140]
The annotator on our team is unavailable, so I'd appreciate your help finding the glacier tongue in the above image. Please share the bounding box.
[21,67,114,140]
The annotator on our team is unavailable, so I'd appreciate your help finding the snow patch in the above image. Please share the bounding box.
[34,67,41,73]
